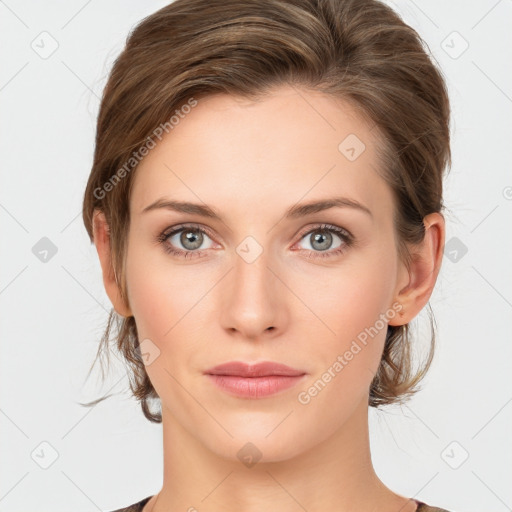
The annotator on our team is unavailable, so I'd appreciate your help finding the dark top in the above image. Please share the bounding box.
[109,495,453,512]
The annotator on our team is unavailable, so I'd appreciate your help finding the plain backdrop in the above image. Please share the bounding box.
[0,1,511,511]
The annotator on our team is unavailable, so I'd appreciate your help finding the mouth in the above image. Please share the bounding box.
[204,361,307,399]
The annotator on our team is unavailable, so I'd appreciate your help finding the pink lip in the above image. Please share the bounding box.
[205,361,305,377]
[205,361,307,399]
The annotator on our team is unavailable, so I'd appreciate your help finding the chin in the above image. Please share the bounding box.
[196,419,311,465]
[213,436,307,465]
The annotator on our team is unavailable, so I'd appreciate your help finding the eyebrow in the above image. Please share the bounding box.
[141,196,373,220]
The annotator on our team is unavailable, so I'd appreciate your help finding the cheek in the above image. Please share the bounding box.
[301,257,395,341]
[293,250,398,385]
[123,247,199,399]
[124,239,198,338]
[293,270,394,425]
[123,242,216,387]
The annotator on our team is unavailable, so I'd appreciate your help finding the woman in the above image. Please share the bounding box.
[82,0,454,510]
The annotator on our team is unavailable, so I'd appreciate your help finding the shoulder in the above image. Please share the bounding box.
[416,500,454,512]
[107,495,153,512]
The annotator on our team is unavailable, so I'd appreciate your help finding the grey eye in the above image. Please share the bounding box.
[169,228,214,251]
[298,229,343,252]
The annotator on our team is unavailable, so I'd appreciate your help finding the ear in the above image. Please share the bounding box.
[388,212,445,326]
[92,209,133,318]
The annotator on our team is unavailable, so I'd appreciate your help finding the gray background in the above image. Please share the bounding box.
[0,1,511,511]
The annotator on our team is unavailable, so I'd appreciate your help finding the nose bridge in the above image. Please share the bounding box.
[221,239,284,338]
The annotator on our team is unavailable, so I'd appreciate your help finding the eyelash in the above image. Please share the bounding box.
[156,223,354,260]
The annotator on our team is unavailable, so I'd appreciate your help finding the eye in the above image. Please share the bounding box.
[156,222,354,260]
[156,224,216,259]
[294,223,354,259]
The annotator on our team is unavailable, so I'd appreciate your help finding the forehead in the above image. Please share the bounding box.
[130,85,392,220]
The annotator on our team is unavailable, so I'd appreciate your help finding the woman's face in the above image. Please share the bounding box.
[124,85,408,461]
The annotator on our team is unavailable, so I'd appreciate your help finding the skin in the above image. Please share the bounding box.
[93,85,444,512]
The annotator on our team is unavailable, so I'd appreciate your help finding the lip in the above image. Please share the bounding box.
[205,361,306,377]
[204,361,307,399]
[207,374,306,399]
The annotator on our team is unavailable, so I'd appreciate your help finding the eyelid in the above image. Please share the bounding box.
[160,223,218,243]
[295,223,352,242]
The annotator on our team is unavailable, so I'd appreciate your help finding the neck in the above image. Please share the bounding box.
[146,396,416,512]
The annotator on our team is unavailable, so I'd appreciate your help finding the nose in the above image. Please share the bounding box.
[219,245,287,341]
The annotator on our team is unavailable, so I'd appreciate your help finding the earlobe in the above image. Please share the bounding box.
[92,209,133,318]
[389,212,445,326]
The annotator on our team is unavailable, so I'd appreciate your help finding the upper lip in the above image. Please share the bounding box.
[205,361,306,377]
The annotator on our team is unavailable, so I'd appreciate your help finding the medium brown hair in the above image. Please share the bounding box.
[81,0,451,423]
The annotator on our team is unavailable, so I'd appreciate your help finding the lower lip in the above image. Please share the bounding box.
[206,374,306,398]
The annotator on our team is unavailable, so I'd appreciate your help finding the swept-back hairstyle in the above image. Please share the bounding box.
[82,0,451,422]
